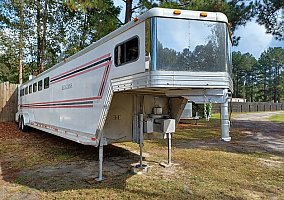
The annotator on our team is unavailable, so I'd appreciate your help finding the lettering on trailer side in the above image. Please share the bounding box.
[62,83,72,90]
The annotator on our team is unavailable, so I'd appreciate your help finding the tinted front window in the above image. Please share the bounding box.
[154,18,230,72]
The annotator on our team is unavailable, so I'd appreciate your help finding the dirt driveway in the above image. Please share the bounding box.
[231,111,284,156]
[175,111,284,159]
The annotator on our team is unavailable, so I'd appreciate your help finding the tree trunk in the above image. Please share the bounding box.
[125,0,133,23]
[41,0,48,72]
[18,0,24,84]
[36,0,41,72]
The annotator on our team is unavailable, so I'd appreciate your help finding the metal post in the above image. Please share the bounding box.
[167,132,172,165]
[139,114,144,168]
[96,140,105,181]
[221,99,231,141]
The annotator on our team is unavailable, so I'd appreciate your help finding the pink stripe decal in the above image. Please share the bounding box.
[21,96,101,106]
[51,53,111,81]
[20,54,112,109]
[98,63,112,97]
[21,105,93,109]
[51,60,112,84]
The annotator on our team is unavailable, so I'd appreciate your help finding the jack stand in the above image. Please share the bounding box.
[96,138,107,182]
[130,114,151,174]
[167,132,172,165]
[139,114,144,168]
[221,99,231,141]
[160,132,174,168]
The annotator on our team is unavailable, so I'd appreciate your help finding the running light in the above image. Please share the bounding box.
[173,10,181,15]
[200,12,208,17]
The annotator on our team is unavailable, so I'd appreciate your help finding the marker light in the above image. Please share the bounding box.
[173,10,181,15]
[134,17,139,22]
[200,12,208,17]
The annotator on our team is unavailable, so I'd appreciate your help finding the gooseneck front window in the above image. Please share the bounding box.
[149,17,231,73]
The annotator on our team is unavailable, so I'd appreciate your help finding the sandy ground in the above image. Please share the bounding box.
[231,111,284,155]
[176,111,284,158]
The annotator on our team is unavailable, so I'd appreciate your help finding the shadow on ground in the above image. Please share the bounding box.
[0,125,141,193]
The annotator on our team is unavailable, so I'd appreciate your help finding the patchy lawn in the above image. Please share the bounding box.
[269,114,284,123]
[0,112,284,200]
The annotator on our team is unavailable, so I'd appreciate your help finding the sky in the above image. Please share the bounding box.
[113,0,283,59]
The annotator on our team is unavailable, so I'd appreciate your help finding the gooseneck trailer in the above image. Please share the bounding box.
[16,8,233,180]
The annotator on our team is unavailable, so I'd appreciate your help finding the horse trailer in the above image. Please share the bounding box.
[16,8,233,180]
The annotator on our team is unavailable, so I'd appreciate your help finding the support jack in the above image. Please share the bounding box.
[131,114,151,174]
[96,138,107,182]
[221,97,231,142]
[160,132,174,168]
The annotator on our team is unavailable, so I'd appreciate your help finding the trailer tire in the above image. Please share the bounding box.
[21,116,28,132]
[18,116,22,130]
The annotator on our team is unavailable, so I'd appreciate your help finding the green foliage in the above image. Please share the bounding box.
[256,0,284,40]
[0,0,120,83]
[232,47,284,102]
[257,47,284,102]
[232,51,257,100]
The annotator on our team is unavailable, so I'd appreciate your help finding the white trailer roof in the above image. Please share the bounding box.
[25,8,229,84]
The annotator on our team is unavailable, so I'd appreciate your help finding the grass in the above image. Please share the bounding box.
[0,118,284,200]
[269,114,284,123]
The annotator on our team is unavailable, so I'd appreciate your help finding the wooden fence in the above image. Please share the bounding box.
[212,102,284,113]
[0,82,18,122]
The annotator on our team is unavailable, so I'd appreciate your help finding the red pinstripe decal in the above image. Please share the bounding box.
[21,105,93,109]
[51,60,112,84]
[100,63,112,97]
[21,96,101,106]
[98,62,112,96]
[20,55,112,109]
[51,53,111,81]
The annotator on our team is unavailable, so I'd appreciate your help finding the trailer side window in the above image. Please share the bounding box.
[29,85,32,94]
[24,87,28,95]
[115,36,139,66]
[44,77,49,89]
[20,89,24,96]
[33,82,37,93]
[38,80,43,91]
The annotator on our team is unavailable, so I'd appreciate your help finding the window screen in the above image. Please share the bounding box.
[29,85,32,94]
[25,87,28,95]
[44,77,49,89]
[115,36,139,66]
[33,82,37,93]
[20,89,24,96]
[38,80,43,91]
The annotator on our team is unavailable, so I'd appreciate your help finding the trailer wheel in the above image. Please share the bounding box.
[18,116,22,130]
[21,116,28,132]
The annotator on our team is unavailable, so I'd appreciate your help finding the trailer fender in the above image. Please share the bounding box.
[15,112,20,122]
[21,113,30,125]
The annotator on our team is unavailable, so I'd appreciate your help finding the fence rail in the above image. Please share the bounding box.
[0,82,18,122]
[213,102,284,113]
